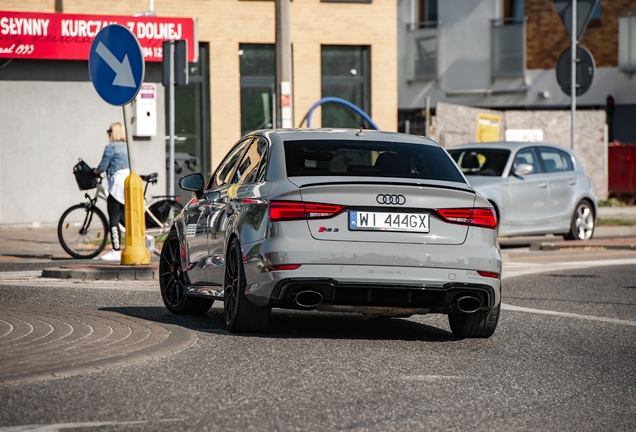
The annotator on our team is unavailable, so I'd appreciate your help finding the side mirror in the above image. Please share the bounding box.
[179,173,205,195]
[513,163,533,177]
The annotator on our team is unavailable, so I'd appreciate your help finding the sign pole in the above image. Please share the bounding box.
[122,103,150,265]
[570,0,577,151]
[168,41,175,198]
[88,24,149,265]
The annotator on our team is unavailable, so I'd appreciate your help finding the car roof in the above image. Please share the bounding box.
[254,128,440,146]
[449,141,572,153]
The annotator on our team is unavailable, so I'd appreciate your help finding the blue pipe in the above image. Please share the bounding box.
[304,97,379,130]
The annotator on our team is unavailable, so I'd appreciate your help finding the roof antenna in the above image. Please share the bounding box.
[356,126,364,137]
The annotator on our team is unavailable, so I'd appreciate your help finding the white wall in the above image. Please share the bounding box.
[0,76,166,225]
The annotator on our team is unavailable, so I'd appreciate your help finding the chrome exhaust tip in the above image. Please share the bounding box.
[295,290,323,308]
[455,296,482,314]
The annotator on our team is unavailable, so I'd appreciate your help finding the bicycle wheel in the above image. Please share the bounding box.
[146,199,183,230]
[58,204,109,259]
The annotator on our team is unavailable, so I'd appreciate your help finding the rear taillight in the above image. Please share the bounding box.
[263,264,302,272]
[435,208,497,229]
[477,271,500,279]
[269,201,346,221]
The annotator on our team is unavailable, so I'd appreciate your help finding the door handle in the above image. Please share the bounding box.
[568,179,577,186]
[538,182,548,188]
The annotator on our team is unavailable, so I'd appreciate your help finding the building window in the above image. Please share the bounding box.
[321,46,371,128]
[419,0,438,26]
[239,44,275,135]
[503,0,524,23]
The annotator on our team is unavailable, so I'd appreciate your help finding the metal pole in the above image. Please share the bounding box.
[168,41,175,197]
[122,104,134,172]
[276,0,293,129]
[571,0,577,151]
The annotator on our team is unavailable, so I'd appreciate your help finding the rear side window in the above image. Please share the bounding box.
[231,137,269,184]
[448,149,510,177]
[537,147,573,172]
[284,140,465,183]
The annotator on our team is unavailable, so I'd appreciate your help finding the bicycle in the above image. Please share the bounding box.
[57,158,184,259]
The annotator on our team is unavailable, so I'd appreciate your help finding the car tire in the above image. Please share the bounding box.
[564,200,595,241]
[160,232,214,315]
[224,237,271,333]
[448,302,500,338]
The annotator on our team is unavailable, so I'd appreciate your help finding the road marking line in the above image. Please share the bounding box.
[501,303,636,327]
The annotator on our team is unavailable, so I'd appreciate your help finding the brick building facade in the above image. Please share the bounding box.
[526,0,634,70]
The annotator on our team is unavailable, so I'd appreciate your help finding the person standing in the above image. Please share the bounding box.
[93,122,130,261]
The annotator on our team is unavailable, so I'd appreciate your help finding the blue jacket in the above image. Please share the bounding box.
[97,141,129,178]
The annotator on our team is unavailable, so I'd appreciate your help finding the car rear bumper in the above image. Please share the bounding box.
[243,264,500,315]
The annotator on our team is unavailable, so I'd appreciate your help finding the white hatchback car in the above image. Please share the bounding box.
[448,142,597,240]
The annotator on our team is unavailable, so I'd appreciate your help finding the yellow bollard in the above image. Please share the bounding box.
[121,171,150,265]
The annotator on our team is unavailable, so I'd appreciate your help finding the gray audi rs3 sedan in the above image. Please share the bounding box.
[160,129,502,338]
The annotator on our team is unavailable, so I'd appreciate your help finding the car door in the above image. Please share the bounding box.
[503,147,551,233]
[537,146,577,229]
[182,194,215,285]
[201,138,253,284]
[207,137,269,283]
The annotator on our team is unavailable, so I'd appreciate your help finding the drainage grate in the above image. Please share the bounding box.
[543,274,600,278]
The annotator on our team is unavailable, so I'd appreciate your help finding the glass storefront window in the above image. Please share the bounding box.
[321,45,371,128]
[240,44,276,135]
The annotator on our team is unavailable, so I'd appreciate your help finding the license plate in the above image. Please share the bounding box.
[349,211,430,233]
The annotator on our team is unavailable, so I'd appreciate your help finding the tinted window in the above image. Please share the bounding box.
[206,139,251,190]
[448,148,510,176]
[231,138,269,184]
[511,148,541,175]
[538,147,573,172]
[284,140,465,183]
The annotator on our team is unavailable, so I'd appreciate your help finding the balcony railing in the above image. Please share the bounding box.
[405,21,439,81]
[619,9,636,72]
[491,18,526,79]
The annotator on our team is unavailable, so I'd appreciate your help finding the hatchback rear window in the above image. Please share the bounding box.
[284,140,465,183]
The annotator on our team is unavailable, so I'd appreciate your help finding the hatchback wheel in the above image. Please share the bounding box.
[448,303,500,338]
[224,238,271,333]
[564,200,595,241]
[160,233,213,314]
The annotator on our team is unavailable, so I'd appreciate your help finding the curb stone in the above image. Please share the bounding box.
[41,267,158,280]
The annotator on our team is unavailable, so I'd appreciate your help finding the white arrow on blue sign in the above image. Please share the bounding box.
[88,24,145,106]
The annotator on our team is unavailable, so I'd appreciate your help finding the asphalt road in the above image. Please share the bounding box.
[0,262,634,431]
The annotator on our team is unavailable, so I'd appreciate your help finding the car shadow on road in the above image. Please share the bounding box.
[101,306,460,342]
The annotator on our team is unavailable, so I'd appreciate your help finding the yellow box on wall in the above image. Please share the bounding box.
[476,113,501,142]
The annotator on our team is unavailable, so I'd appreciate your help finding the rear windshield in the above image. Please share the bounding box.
[448,148,510,177]
[284,140,465,183]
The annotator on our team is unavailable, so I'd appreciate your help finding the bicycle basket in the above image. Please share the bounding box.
[73,158,97,190]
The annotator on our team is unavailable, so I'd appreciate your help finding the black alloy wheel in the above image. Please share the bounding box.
[448,302,500,338]
[160,233,213,314]
[224,238,271,333]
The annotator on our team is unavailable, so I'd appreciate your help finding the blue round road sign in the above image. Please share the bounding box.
[88,24,145,106]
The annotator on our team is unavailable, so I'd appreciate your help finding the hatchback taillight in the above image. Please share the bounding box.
[435,208,497,229]
[269,201,346,221]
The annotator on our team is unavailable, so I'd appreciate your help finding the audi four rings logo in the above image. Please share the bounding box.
[376,194,406,205]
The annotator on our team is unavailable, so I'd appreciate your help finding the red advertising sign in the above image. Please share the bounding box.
[0,10,196,62]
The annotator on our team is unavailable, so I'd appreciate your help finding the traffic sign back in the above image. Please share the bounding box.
[88,24,145,106]
[553,0,600,42]
[556,46,596,96]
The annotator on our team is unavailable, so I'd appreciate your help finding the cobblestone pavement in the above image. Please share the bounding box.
[0,302,195,385]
